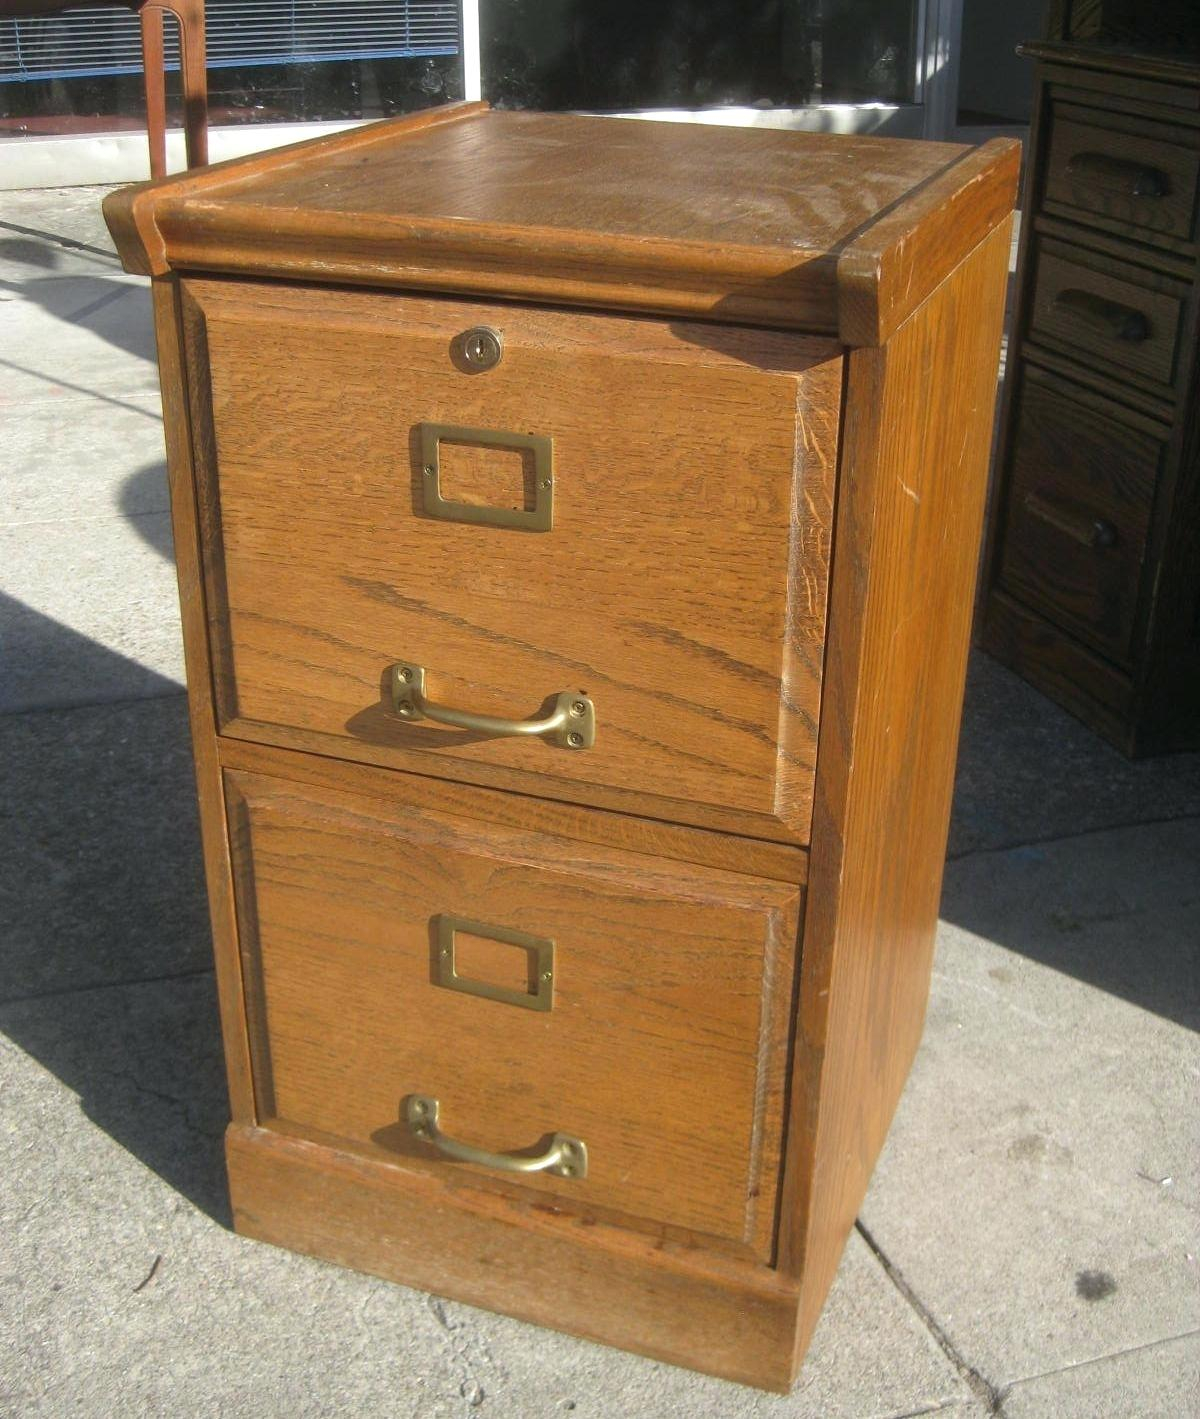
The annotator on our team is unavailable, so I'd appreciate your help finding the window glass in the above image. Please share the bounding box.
[482,0,922,111]
[0,2,463,138]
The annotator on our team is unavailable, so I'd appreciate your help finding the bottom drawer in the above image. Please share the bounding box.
[996,367,1165,665]
[225,768,803,1262]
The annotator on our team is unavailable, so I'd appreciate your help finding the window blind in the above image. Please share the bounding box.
[1,1,460,83]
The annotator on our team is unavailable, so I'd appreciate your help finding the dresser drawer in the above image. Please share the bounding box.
[1042,102,1200,250]
[996,370,1165,665]
[226,768,801,1261]
[184,280,842,845]
[1026,239,1188,401]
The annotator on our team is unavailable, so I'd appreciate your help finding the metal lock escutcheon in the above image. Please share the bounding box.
[459,325,504,372]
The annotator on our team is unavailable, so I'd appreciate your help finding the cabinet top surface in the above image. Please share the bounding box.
[104,103,1020,345]
[190,109,962,252]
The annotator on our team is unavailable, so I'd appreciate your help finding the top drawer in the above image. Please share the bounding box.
[1042,101,1200,251]
[182,280,843,845]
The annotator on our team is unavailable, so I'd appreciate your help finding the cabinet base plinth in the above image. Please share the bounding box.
[225,1124,804,1393]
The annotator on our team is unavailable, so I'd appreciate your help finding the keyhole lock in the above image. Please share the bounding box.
[460,326,503,372]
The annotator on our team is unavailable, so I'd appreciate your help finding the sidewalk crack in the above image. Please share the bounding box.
[1001,1327,1200,1393]
[0,964,213,1009]
[0,687,187,721]
[856,1219,1007,1415]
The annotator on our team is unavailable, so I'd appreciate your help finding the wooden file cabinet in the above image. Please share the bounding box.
[981,43,1200,754]
[105,104,1018,1391]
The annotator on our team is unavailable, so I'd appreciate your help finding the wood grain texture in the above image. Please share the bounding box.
[216,738,809,885]
[981,588,1136,748]
[1041,101,1200,255]
[226,1123,803,1393]
[104,105,1017,343]
[182,280,842,845]
[1033,211,1195,282]
[1027,239,1189,401]
[101,99,489,276]
[780,221,1013,1367]
[149,276,256,1122]
[1008,336,1175,423]
[838,137,1021,346]
[993,366,1164,665]
[1024,40,1200,95]
[1131,325,1200,752]
[226,768,801,1260]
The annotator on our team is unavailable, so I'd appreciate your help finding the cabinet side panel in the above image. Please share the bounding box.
[779,221,1014,1363]
[1133,303,1200,752]
[151,276,255,1120]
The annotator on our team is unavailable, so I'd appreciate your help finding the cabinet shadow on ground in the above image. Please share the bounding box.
[0,595,228,1223]
[1,598,1197,1230]
[948,653,1200,1029]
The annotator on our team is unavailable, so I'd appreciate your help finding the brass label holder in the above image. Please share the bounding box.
[433,913,555,1012]
[418,421,553,532]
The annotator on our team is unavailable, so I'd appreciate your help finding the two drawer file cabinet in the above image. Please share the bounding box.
[105,104,1019,1392]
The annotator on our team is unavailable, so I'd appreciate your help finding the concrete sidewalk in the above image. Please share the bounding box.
[1,184,1197,1419]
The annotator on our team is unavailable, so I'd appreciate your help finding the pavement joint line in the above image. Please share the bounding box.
[0,964,213,1010]
[0,687,187,721]
[855,1219,1007,1416]
[945,809,1200,864]
[0,389,161,415]
[1,505,170,533]
[882,1402,968,1419]
[0,217,121,262]
[996,1326,1200,1394]
[61,283,140,324]
[0,357,158,415]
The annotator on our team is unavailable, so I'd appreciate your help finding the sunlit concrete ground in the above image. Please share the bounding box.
[1,185,1197,1419]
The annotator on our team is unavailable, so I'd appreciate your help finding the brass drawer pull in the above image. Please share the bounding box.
[1065,151,1171,200]
[1023,491,1118,551]
[405,1096,588,1179]
[389,662,595,750]
[1052,288,1150,343]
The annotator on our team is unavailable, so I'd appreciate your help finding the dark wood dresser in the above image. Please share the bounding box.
[980,42,1200,755]
[103,103,1018,1391]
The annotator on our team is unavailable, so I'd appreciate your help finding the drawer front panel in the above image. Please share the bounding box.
[996,371,1164,665]
[226,769,802,1260]
[1042,104,1200,249]
[1027,243,1186,399]
[184,281,842,845]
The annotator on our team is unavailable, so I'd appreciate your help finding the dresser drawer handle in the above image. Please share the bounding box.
[389,662,595,750]
[405,1096,588,1179]
[1023,492,1118,551]
[1065,151,1171,200]
[1051,288,1150,343]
